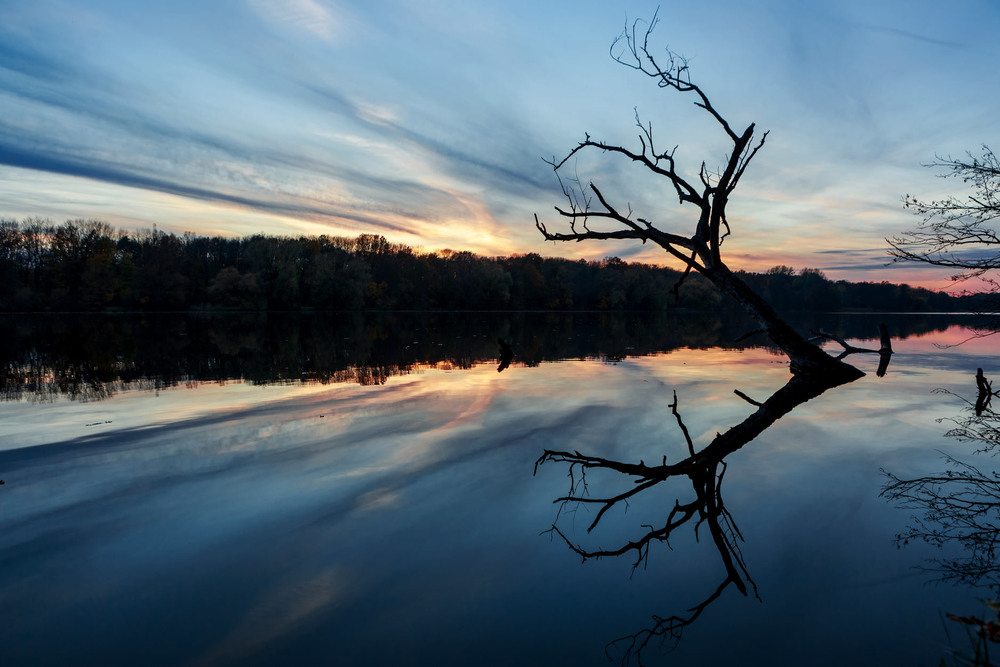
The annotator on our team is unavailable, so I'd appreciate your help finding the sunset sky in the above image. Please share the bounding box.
[1,0,998,289]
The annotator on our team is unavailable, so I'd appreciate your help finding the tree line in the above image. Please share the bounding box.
[0,217,983,313]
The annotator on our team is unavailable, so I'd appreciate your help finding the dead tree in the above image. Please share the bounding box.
[533,15,895,664]
[977,368,998,416]
[810,322,893,377]
[535,11,862,381]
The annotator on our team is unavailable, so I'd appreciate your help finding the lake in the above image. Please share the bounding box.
[1,311,998,666]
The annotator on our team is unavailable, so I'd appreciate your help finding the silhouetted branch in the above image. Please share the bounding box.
[810,324,893,376]
[733,328,768,344]
[810,328,879,355]
[670,252,697,305]
[888,146,1000,284]
[733,389,762,407]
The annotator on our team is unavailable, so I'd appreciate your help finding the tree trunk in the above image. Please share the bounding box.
[709,264,864,381]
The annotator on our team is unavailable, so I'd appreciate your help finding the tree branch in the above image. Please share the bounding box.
[889,146,1000,284]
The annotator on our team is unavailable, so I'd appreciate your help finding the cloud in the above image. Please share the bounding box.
[0,5,558,251]
[859,23,966,50]
[0,138,423,235]
[298,78,553,195]
[0,40,72,81]
[247,0,346,42]
[2,0,1000,279]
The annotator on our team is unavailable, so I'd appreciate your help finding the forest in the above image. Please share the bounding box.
[0,217,985,313]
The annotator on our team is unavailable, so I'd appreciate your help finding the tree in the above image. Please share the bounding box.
[889,146,1000,290]
[207,266,263,309]
[534,12,860,380]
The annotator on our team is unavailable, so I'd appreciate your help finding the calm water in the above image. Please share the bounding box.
[0,312,998,666]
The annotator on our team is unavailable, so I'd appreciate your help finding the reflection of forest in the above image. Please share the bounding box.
[0,311,982,401]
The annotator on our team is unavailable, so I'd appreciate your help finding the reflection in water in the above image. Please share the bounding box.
[882,371,1000,665]
[977,368,998,416]
[883,372,1000,587]
[536,346,882,664]
[497,337,514,373]
[1,324,996,666]
[886,454,1000,587]
[0,311,972,401]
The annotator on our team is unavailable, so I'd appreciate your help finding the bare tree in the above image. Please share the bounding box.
[888,146,1000,290]
[533,15,899,664]
[534,12,862,380]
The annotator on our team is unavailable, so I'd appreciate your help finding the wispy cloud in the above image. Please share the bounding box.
[247,0,347,42]
[0,0,999,279]
[858,23,967,50]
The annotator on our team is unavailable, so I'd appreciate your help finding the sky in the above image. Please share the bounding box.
[1,0,999,290]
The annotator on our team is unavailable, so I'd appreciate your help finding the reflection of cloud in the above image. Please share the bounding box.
[354,486,401,512]
[385,373,499,468]
[197,567,354,666]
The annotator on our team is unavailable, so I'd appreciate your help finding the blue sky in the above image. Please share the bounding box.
[1,0,998,288]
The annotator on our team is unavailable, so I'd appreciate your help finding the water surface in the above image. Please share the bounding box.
[0,313,997,666]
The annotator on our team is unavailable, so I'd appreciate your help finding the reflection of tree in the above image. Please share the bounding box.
[0,311,916,402]
[882,371,1000,665]
[977,368,999,417]
[536,370,862,665]
[496,337,514,373]
[884,454,1000,588]
[882,372,1000,588]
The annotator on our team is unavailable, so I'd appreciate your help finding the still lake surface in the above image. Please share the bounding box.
[1,311,998,666]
